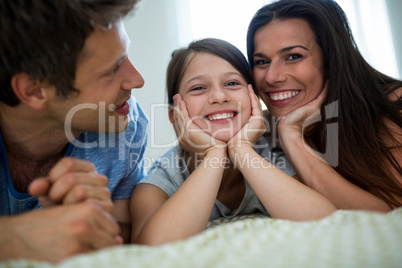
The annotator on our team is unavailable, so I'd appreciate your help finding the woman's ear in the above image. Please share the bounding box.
[168,108,174,124]
[10,73,49,110]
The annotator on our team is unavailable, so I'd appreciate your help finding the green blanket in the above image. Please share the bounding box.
[2,208,402,268]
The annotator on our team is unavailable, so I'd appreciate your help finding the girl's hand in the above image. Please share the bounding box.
[228,85,266,159]
[171,94,227,158]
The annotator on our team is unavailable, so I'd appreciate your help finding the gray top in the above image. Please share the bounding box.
[140,137,296,221]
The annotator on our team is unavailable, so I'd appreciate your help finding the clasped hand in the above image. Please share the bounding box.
[29,157,113,215]
[3,158,123,263]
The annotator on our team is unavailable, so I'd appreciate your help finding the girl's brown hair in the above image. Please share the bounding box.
[166,38,255,107]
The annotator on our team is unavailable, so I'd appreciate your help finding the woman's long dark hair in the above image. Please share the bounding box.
[247,0,402,207]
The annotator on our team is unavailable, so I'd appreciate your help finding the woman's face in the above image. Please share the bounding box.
[252,18,325,118]
[175,52,251,142]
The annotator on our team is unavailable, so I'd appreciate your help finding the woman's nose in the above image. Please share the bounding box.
[265,60,286,85]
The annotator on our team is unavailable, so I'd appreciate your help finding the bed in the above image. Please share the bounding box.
[2,208,402,268]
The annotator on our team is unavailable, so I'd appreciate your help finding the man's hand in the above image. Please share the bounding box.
[0,203,122,263]
[28,157,113,215]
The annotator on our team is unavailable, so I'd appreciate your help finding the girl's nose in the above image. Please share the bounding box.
[208,86,230,104]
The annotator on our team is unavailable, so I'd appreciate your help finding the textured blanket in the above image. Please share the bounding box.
[2,208,402,268]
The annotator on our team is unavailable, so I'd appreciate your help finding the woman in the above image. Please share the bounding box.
[247,0,402,210]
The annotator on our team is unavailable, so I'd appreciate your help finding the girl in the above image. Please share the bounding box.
[130,38,335,245]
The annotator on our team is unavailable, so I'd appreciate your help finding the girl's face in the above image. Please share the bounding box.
[176,52,251,142]
[252,18,325,118]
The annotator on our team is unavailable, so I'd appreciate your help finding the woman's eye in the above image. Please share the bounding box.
[254,59,269,66]
[287,54,303,61]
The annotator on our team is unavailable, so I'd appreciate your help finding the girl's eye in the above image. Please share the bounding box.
[287,54,303,61]
[226,81,240,86]
[190,86,204,91]
[254,59,269,66]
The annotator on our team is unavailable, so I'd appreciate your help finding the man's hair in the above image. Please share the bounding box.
[0,0,138,106]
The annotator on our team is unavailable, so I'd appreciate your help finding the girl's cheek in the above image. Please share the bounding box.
[193,117,207,130]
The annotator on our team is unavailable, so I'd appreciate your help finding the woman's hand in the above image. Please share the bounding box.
[171,94,227,159]
[277,82,328,147]
[228,85,266,161]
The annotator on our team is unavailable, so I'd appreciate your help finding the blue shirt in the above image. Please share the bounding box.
[0,97,148,215]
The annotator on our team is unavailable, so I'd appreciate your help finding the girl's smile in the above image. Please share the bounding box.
[205,110,237,122]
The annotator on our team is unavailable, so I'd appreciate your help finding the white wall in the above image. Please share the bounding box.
[125,0,180,168]
[386,0,402,79]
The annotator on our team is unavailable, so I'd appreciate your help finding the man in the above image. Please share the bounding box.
[0,0,148,263]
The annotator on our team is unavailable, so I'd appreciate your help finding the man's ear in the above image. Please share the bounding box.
[10,73,49,110]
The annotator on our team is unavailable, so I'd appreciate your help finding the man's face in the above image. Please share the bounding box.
[47,20,144,137]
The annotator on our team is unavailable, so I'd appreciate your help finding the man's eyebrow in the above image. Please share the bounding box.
[115,54,128,66]
[106,54,128,71]
[108,39,130,69]
[114,41,131,66]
